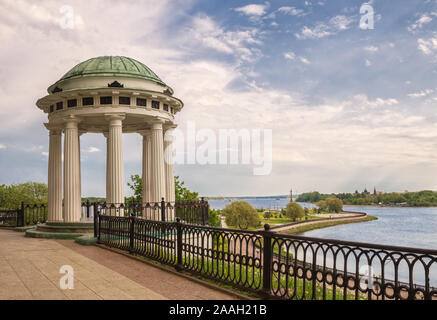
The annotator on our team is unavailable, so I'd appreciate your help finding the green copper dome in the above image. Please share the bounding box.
[55,56,166,86]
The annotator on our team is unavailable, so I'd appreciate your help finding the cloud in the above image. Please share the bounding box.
[87,146,100,153]
[277,6,304,16]
[234,3,268,17]
[283,52,296,60]
[418,35,437,57]
[408,89,434,98]
[299,57,311,64]
[408,14,432,32]
[0,144,6,149]
[283,52,310,64]
[365,59,372,67]
[186,15,263,62]
[295,15,353,39]
[364,46,379,52]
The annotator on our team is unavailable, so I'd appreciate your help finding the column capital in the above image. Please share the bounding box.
[151,117,165,130]
[63,115,80,129]
[104,113,126,122]
[138,129,152,137]
[164,123,178,131]
[103,131,109,138]
[44,123,63,135]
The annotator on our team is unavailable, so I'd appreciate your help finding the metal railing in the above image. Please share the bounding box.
[93,198,209,225]
[97,214,437,300]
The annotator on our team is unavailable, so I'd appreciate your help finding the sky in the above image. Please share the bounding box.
[1,0,437,197]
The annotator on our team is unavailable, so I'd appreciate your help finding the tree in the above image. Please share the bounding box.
[264,211,272,219]
[316,200,328,211]
[175,176,199,201]
[208,209,222,227]
[326,197,343,213]
[0,182,48,209]
[126,174,142,202]
[222,201,260,229]
[285,202,304,221]
[126,175,199,202]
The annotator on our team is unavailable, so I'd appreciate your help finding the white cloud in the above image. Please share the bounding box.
[277,6,303,16]
[0,144,6,149]
[295,15,353,39]
[41,151,48,157]
[87,146,100,153]
[283,52,310,64]
[365,59,372,67]
[299,57,311,64]
[187,15,263,62]
[418,35,437,57]
[283,52,296,60]
[364,46,379,52]
[408,89,434,98]
[234,4,268,17]
[408,14,432,32]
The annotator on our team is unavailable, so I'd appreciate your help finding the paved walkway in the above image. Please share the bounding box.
[0,229,239,300]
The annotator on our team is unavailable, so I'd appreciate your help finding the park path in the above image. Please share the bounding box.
[0,229,239,300]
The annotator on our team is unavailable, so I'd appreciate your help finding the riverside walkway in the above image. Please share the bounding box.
[0,229,239,300]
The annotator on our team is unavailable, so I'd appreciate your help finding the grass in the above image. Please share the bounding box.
[261,215,323,225]
[284,215,378,235]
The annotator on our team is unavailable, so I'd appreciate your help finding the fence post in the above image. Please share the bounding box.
[86,199,90,218]
[129,216,135,253]
[161,197,166,222]
[175,218,183,271]
[19,201,25,227]
[201,197,206,226]
[93,203,98,238]
[261,223,273,298]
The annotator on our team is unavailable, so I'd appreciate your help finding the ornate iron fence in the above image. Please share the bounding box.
[94,198,209,225]
[97,214,437,300]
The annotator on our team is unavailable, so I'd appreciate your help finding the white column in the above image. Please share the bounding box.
[151,119,166,207]
[164,125,176,220]
[63,117,81,222]
[106,114,125,215]
[139,130,152,218]
[47,127,63,222]
[104,131,110,204]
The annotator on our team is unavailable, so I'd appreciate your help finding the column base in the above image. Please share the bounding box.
[25,222,94,239]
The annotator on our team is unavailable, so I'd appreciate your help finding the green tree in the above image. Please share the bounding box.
[316,200,328,211]
[0,182,48,209]
[285,202,304,221]
[222,201,260,229]
[126,174,142,202]
[126,175,199,202]
[326,197,343,213]
[208,209,222,227]
[175,176,199,201]
[264,211,272,219]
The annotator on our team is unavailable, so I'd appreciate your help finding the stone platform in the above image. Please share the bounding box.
[25,222,94,239]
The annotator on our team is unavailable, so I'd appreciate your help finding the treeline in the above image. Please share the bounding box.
[0,182,48,209]
[297,190,437,207]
